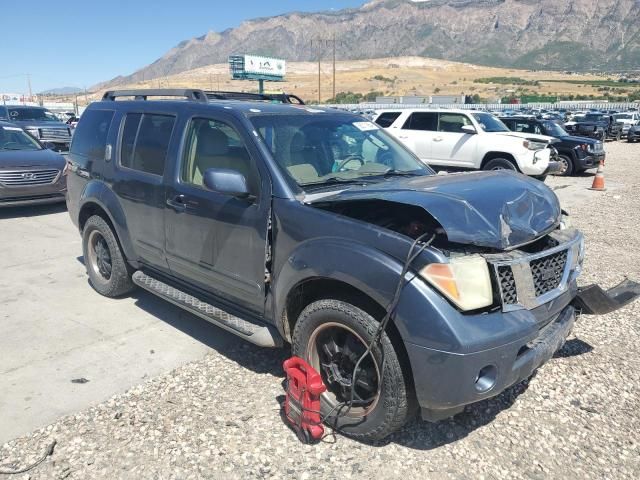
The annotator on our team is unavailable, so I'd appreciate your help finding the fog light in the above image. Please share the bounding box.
[475,365,497,393]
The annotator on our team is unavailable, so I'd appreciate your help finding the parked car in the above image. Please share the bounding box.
[66,89,638,441]
[373,109,557,179]
[0,105,73,152]
[613,112,640,138]
[563,113,623,141]
[0,121,67,207]
[628,124,640,143]
[499,116,605,176]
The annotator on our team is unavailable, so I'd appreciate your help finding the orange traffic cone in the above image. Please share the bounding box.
[589,162,606,191]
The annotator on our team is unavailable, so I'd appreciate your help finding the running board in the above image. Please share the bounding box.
[132,271,282,348]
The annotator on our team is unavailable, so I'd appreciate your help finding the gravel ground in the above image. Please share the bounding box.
[1,141,639,480]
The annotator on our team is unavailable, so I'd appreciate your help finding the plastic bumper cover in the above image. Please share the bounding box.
[407,305,575,421]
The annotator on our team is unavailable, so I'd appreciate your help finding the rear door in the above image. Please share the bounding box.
[430,112,477,167]
[394,112,437,163]
[163,112,271,314]
[111,109,177,271]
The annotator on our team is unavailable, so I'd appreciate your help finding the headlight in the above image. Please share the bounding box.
[420,255,493,311]
[523,140,547,151]
[559,212,571,230]
[26,128,40,138]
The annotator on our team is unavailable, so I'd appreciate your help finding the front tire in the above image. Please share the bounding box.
[483,157,517,171]
[292,300,414,441]
[82,215,135,297]
[555,154,574,176]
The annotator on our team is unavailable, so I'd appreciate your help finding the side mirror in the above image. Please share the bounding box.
[203,168,251,199]
[461,125,477,134]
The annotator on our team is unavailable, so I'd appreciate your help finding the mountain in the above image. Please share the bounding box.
[39,86,84,95]
[101,0,640,87]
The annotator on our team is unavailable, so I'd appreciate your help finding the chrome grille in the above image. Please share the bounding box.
[530,250,568,297]
[0,169,60,186]
[488,230,583,312]
[38,127,71,141]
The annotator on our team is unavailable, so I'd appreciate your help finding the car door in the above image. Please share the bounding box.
[430,112,477,167]
[392,112,436,164]
[164,113,270,314]
[111,110,176,271]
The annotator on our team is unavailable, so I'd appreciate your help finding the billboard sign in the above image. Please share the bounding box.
[242,55,286,78]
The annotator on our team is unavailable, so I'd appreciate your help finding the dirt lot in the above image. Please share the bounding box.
[1,141,639,479]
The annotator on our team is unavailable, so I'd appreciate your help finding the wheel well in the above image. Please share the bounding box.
[283,278,416,398]
[79,202,113,233]
[481,152,519,170]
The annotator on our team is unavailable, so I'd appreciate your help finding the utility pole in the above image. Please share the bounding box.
[332,32,336,101]
[27,74,33,101]
[311,35,339,104]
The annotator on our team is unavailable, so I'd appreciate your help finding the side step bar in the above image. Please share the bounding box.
[132,271,283,348]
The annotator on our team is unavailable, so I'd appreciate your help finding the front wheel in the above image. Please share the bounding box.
[292,300,414,441]
[82,215,135,297]
[483,157,517,171]
[555,154,574,176]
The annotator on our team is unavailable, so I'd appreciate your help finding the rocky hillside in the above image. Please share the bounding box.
[102,0,640,87]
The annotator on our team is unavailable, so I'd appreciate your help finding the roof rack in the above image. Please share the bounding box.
[203,90,305,105]
[102,89,208,102]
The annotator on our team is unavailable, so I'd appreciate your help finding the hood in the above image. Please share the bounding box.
[496,131,555,144]
[9,120,68,130]
[0,148,66,169]
[561,135,600,145]
[305,171,561,250]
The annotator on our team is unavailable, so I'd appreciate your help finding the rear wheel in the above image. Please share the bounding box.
[82,215,135,297]
[292,299,414,441]
[555,154,574,176]
[483,157,517,172]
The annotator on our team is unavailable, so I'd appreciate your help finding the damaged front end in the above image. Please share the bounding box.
[305,171,640,316]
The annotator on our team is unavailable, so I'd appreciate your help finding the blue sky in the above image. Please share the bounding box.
[0,0,365,93]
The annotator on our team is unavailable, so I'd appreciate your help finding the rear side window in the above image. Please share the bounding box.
[403,112,438,131]
[514,121,542,135]
[70,109,114,160]
[374,111,402,128]
[438,113,472,133]
[119,113,175,176]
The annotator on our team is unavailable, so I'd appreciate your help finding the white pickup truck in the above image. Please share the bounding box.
[373,109,558,178]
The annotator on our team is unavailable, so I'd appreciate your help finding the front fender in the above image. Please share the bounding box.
[80,180,137,263]
[272,238,453,346]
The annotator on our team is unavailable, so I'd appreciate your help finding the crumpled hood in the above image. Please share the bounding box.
[306,171,561,250]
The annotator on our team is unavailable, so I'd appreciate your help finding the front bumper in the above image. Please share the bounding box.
[577,152,605,169]
[406,296,575,421]
[0,193,66,207]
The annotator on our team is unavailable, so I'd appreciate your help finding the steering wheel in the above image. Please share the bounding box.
[336,154,365,172]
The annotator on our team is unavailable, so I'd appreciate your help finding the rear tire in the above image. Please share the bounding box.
[82,215,135,297]
[483,157,518,171]
[292,299,414,441]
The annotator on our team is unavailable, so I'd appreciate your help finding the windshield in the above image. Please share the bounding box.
[613,114,632,120]
[471,113,510,132]
[542,121,569,137]
[7,107,58,122]
[0,125,42,151]
[249,113,432,189]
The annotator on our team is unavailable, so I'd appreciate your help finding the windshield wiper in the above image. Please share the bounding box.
[302,176,379,188]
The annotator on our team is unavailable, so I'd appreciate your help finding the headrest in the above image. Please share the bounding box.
[198,127,229,156]
[290,132,307,154]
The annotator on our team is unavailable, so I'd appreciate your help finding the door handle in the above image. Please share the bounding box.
[397,135,408,139]
[166,194,187,212]
[433,137,444,142]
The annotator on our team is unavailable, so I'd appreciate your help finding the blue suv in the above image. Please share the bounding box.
[65,89,639,440]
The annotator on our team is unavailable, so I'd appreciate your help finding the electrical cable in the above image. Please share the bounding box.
[0,440,56,475]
